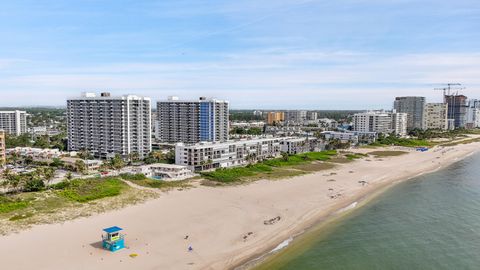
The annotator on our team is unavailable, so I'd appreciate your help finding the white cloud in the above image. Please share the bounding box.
[0,50,478,108]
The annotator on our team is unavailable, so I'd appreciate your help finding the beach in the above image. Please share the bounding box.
[1,142,480,270]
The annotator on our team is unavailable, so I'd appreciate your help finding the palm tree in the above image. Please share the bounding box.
[151,151,164,162]
[43,167,55,186]
[75,160,87,174]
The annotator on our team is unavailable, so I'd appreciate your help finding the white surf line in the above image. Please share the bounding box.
[269,237,294,253]
[337,201,358,214]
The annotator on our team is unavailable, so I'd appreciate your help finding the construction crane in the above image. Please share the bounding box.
[434,83,465,102]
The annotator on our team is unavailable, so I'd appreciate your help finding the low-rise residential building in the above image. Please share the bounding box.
[175,137,285,171]
[0,110,27,135]
[321,131,377,144]
[0,131,5,167]
[423,103,448,130]
[6,147,64,162]
[321,131,358,144]
[29,126,62,137]
[175,137,324,171]
[122,164,195,181]
[61,157,103,171]
[280,137,319,155]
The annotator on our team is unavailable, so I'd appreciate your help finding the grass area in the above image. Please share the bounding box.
[201,151,338,183]
[56,178,127,203]
[345,153,368,160]
[368,151,408,157]
[0,177,156,235]
[0,196,31,214]
[371,137,431,148]
[440,137,480,147]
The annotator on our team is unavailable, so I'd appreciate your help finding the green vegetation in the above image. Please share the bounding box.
[56,178,127,203]
[368,151,408,157]
[0,196,31,214]
[371,134,431,147]
[120,173,192,189]
[345,153,367,160]
[201,151,338,183]
[5,133,67,150]
[230,127,264,135]
[229,110,264,122]
[409,128,480,140]
[440,137,480,147]
[143,150,175,165]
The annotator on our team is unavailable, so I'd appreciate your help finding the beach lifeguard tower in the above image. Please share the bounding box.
[102,226,125,252]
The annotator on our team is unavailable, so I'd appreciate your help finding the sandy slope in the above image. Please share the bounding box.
[1,142,479,270]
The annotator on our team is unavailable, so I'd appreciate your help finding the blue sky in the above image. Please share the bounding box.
[0,0,479,109]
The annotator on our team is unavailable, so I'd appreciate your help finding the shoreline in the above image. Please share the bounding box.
[1,142,480,270]
[234,144,480,270]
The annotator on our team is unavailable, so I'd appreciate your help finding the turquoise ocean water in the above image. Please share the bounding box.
[255,152,480,270]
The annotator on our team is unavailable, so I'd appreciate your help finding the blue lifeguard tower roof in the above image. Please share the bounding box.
[103,226,123,234]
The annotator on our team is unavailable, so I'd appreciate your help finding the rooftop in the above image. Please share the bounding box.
[103,226,123,233]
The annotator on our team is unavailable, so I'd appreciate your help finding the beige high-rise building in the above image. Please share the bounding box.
[423,103,448,130]
[267,112,285,125]
[0,131,6,167]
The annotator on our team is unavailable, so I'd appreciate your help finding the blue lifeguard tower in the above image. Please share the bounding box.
[102,226,125,252]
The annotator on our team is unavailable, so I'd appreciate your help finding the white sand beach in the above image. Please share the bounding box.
[1,142,479,270]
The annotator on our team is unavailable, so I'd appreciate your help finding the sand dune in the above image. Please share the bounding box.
[1,143,479,270]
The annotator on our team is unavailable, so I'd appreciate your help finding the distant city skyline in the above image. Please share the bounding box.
[0,0,478,109]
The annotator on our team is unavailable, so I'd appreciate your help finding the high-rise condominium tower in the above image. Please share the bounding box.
[444,94,468,128]
[0,110,27,136]
[156,96,229,144]
[67,92,152,159]
[393,96,426,130]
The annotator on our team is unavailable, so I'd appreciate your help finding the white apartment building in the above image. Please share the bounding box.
[156,96,229,144]
[391,112,408,137]
[122,163,195,181]
[0,110,27,136]
[67,92,152,159]
[321,131,378,144]
[466,99,480,129]
[423,103,448,130]
[175,137,285,171]
[175,137,319,171]
[285,110,307,123]
[307,111,318,121]
[353,110,407,136]
[280,137,319,155]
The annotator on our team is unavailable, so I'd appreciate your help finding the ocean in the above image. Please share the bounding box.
[254,152,480,270]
